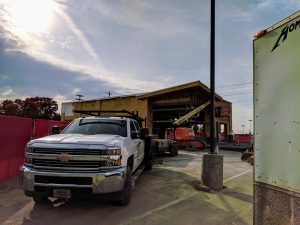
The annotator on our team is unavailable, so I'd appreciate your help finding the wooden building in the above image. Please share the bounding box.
[61,81,232,138]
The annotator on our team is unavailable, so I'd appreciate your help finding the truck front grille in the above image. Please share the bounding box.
[30,148,119,172]
[33,159,106,168]
[33,148,101,155]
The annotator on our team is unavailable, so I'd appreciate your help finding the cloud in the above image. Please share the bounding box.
[217,1,254,23]
[0,0,168,94]
[215,0,300,132]
[55,6,102,64]
[1,86,13,96]
[0,74,8,80]
[53,94,69,113]
[88,0,208,38]
[1,0,299,133]
[72,88,81,95]
[0,86,29,101]
[256,0,300,10]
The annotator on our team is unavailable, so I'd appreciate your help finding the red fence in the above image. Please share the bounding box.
[0,115,69,181]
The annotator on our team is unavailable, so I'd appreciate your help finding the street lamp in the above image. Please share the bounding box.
[249,119,252,134]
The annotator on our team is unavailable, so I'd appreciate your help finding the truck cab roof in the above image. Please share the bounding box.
[76,116,133,121]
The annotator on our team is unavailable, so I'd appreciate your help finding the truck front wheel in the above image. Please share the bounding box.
[32,194,48,204]
[116,166,132,206]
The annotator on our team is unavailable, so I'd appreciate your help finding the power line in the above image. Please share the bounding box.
[222,91,252,96]
[82,91,111,96]
[216,82,252,88]
[79,91,113,101]
[78,90,115,98]
[83,93,108,98]
[217,85,252,92]
[220,87,252,92]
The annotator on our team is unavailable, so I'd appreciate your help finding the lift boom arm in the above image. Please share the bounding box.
[173,101,210,126]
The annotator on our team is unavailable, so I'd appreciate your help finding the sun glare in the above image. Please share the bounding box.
[6,0,57,36]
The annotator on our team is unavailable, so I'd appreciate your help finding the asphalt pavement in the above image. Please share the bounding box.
[0,150,253,225]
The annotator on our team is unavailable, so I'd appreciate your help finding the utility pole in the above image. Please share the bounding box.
[249,119,252,134]
[105,91,111,98]
[201,0,223,191]
[209,0,216,154]
[75,94,83,101]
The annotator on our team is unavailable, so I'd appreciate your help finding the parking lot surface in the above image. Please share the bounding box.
[0,150,253,225]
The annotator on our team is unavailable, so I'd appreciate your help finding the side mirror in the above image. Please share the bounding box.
[52,126,60,135]
[131,131,140,139]
[141,128,149,140]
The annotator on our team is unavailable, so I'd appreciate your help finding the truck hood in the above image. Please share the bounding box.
[30,133,126,147]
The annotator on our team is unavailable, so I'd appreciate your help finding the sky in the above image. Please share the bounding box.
[0,0,300,133]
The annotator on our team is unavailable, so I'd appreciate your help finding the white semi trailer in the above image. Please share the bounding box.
[254,10,300,224]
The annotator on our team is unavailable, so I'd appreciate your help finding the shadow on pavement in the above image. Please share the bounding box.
[0,180,31,224]
[221,188,253,204]
[21,167,252,225]
[153,151,196,168]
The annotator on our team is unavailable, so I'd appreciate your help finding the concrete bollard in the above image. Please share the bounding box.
[201,153,223,191]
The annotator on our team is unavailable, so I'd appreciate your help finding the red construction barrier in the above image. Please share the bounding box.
[0,116,32,181]
[33,119,49,139]
[49,120,69,133]
[33,120,69,139]
[0,116,70,181]
[234,134,251,143]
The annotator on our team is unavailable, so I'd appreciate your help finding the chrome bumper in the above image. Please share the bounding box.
[19,166,127,194]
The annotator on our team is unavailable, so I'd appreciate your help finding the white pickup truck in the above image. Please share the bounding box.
[19,116,151,205]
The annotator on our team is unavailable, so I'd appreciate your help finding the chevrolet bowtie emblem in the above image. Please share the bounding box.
[57,154,70,162]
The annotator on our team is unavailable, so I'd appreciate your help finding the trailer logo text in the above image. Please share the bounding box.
[272,19,300,52]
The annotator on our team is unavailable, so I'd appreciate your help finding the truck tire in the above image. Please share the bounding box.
[116,166,132,206]
[32,195,48,204]
[143,136,153,171]
[169,143,177,157]
[174,144,179,156]
[144,161,153,171]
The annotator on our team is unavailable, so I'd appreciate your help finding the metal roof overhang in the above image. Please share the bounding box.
[137,81,224,101]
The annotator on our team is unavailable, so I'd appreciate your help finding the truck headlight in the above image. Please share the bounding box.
[25,146,33,153]
[25,146,33,165]
[102,147,121,155]
[25,156,32,164]
[104,159,122,166]
[101,155,122,167]
[113,159,122,166]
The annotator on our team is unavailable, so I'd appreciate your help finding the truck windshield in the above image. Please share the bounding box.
[62,119,127,137]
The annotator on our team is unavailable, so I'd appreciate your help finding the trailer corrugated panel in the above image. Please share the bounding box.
[254,10,300,224]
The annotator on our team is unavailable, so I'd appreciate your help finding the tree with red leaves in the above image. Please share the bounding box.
[0,99,21,116]
[0,97,61,120]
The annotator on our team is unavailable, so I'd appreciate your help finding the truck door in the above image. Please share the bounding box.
[134,121,145,166]
[130,121,144,172]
